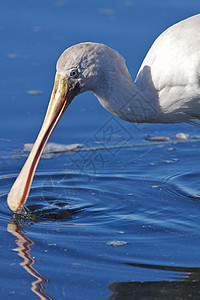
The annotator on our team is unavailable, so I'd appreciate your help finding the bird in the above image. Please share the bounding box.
[7,14,200,212]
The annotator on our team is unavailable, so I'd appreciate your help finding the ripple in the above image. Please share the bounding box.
[1,169,200,273]
[0,174,16,221]
[0,172,133,225]
[169,172,200,197]
[1,171,200,236]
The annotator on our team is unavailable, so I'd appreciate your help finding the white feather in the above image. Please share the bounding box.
[57,14,200,124]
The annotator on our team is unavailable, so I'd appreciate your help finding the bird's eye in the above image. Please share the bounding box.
[70,69,78,78]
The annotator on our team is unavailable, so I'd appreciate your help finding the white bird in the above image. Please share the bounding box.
[7,14,200,212]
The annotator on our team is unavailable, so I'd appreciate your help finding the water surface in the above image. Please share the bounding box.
[1,1,200,299]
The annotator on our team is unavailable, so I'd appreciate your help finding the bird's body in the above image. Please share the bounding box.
[136,14,200,124]
[7,14,200,212]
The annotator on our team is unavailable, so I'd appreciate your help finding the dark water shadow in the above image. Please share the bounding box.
[9,198,86,225]
[108,262,200,300]
[7,221,53,300]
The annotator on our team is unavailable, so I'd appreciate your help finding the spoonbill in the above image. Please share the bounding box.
[7,14,200,212]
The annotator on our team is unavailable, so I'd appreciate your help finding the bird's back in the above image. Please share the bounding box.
[136,14,200,123]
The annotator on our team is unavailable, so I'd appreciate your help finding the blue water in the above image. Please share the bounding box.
[1,1,200,299]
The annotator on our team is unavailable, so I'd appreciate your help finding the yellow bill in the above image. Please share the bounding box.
[7,73,72,212]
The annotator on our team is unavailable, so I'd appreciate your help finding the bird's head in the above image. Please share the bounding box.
[42,42,126,142]
[7,42,127,212]
[55,42,126,95]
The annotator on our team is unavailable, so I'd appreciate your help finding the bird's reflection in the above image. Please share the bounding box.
[108,262,200,300]
[7,221,53,300]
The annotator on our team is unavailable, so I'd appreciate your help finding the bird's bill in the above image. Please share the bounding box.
[7,73,70,212]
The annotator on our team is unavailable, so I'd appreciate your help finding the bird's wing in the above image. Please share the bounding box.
[135,14,200,123]
[136,14,200,92]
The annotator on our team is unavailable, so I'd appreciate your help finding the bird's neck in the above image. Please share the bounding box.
[93,73,159,123]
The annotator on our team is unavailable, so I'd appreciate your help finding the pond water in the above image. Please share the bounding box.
[1,1,200,299]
